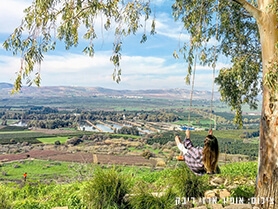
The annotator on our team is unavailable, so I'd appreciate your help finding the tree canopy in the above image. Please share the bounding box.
[3,0,155,89]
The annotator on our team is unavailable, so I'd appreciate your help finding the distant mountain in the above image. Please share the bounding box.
[0,82,13,89]
[0,83,220,100]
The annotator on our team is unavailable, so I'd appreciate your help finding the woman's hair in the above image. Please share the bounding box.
[202,134,219,174]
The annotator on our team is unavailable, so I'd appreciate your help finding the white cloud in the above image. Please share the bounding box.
[0,0,31,34]
[0,51,221,90]
[0,55,21,82]
[153,13,190,42]
[0,0,229,91]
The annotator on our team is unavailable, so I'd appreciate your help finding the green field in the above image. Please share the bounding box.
[0,131,44,144]
[38,136,69,144]
[0,160,257,209]
[0,159,93,183]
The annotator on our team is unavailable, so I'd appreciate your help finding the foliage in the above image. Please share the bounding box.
[128,181,175,209]
[0,126,27,132]
[0,185,12,209]
[0,131,46,144]
[169,164,211,198]
[117,126,140,135]
[220,161,257,179]
[0,100,260,134]
[82,166,130,209]
[146,130,259,158]
[231,185,255,200]
[118,166,169,185]
[0,161,258,208]
[172,0,261,126]
[3,0,155,91]
[215,57,260,127]
[142,149,155,159]
[2,0,266,128]
[9,181,85,209]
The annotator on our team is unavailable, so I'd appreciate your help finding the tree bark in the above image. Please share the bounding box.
[256,0,278,208]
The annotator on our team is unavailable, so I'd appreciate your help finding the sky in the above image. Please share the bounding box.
[0,0,230,91]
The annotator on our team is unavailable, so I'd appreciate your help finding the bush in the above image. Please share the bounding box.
[10,182,86,209]
[0,185,12,209]
[82,166,130,209]
[170,164,211,198]
[231,185,255,200]
[220,162,257,179]
[54,140,61,145]
[142,150,155,159]
[128,181,175,209]
[12,200,40,209]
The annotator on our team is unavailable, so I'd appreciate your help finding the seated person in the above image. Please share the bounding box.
[175,129,220,175]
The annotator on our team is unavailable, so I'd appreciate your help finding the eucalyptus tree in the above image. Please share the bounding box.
[3,0,278,207]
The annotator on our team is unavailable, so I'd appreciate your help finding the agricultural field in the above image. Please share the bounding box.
[38,136,69,144]
[0,94,262,208]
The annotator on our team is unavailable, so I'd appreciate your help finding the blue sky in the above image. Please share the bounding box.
[0,0,230,90]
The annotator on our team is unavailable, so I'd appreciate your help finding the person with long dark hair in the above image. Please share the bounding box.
[175,129,220,175]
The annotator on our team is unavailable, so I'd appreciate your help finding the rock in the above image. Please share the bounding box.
[210,176,226,186]
[81,135,88,140]
[205,189,230,199]
[66,137,83,146]
[156,159,166,167]
[21,141,29,146]
[193,206,207,209]
[208,204,223,209]
[151,142,160,150]
[213,189,231,199]
[205,190,216,198]
[224,204,252,209]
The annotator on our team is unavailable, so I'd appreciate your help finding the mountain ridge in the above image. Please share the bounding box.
[0,82,220,100]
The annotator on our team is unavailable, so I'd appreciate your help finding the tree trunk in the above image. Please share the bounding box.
[256,1,278,208]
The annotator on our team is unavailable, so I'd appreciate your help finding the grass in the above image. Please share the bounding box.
[220,161,257,179]
[38,136,69,144]
[0,130,48,144]
[0,127,87,144]
[0,160,258,208]
[2,159,257,185]
[0,160,84,182]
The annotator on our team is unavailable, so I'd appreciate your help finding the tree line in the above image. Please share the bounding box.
[1,107,179,130]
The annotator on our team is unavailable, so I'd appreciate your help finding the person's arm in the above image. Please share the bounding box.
[175,135,188,155]
[208,129,213,135]
[185,129,190,139]
[183,130,194,149]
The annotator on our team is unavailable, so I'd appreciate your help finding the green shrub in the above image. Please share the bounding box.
[82,166,130,209]
[0,185,12,209]
[9,181,86,209]
[128,181,175,209]
[170,164,211,198]
[12,200,41,209]
[54,140,61,145]
[231,185,255,200]
[221,162,257,179]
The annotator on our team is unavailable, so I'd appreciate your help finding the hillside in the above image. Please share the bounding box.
[0,82,220,100]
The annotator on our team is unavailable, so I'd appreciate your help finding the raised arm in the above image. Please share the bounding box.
[208,129,213,135]
[185,129,190,139]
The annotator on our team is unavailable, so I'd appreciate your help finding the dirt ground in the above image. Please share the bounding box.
[0,149,156,166]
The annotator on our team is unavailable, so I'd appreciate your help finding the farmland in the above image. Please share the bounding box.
[0,88,262,208]
[0,93,260,166]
